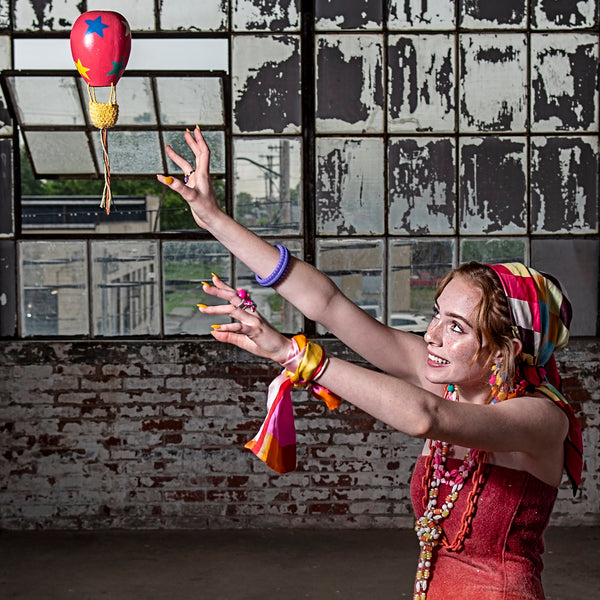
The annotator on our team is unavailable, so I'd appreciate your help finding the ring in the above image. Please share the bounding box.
[184,169,194,183]
[236,288,257,312]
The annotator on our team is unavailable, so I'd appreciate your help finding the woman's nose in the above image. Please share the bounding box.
[424,318,440,345]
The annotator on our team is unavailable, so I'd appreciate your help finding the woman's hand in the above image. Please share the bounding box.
[199,274,294,364]
[156,127,221,230]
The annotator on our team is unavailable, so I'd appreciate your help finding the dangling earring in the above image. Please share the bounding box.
[489,362,509,404]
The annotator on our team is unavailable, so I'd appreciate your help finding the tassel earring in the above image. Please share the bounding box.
[489,362,509,404]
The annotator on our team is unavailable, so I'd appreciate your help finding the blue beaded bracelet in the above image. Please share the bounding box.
[255,244,290,287]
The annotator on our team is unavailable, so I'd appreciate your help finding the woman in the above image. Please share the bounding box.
[158,128,582,600]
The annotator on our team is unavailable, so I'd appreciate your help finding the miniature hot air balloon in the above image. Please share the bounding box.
[70,11,131,214]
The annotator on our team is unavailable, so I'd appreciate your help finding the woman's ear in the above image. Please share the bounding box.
[511,337,523,358]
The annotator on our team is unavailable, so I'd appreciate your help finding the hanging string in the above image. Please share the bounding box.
[87,83,118,215]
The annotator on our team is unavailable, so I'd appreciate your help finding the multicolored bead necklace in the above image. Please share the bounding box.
[413,384,488,600]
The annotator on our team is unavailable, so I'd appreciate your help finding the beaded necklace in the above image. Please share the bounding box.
[413,384,488,600]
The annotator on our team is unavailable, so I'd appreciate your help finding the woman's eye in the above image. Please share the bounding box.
[451,321,463,333]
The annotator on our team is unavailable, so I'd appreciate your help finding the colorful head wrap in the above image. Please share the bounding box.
[488,263,583,494]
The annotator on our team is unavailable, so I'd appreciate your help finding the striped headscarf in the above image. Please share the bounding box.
[488,263,583,494]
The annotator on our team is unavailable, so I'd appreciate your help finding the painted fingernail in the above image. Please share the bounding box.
[211,324,221,329]
[201,281,211,287]
[164,176,173,185]
[197,303,207,309]
[186,128,191,133]
[211,272,220,280]
[195,124,200,130]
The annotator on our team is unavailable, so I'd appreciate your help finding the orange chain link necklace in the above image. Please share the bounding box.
[413,384,488,600]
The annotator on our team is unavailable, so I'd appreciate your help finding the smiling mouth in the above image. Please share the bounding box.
[428,353,449,365]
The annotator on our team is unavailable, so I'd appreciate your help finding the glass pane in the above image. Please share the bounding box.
[459,238,527,264]
[160,0,228,31]
[91,241,160,336]
[531,136,598,234]
[389,239,454,328]
[234,137,302,235]
[460,34,527,132]
[316,137,384,235]
[531,0,598,29]
[233,0,300,31]
[82,77,157,126]
[163,130,226,174]
[157,77,224,126]
[0,240,17,337]
[388,35,455,133]
[0,138,13,234]
[8,76,84,126]
[532,238,598,336]
[94,0,156,30]
[459,137,527,234]
[24,131,96,175]
[19,241,88,336]
[316,34,384,134]
[388,137,456,235]
[317,239,384,333]
[14,0,80,31]
[232,34,301,134]
[531,34,598,133]
[388,0,455,30]
[163,241,231,335]
[91,130,162,175]
[460,0,527,29]
[315,0,383,30]
[235,240,304,334]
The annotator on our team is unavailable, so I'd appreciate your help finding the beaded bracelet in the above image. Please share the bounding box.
[255,244,290,287]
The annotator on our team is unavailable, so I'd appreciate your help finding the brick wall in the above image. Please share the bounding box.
[0,338,598,530]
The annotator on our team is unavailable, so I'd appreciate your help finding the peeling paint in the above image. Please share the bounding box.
[160,0,228,31]
[531,137,598,233]
[388,137,455,235]
[233,0,300,31]
[232,35,301,134]
[316,35,383,133]
[532,34,598,132]
[14,0,83,31]
[388,0,455,30]
[388,34,454,133]
[461,0,527,28]
[316,138,384,235]
[315,0,382,30]
[460,137,527,234]
[531,0,597,28]
[460,34,527,132]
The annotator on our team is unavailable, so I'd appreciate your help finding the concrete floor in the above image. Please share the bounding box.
[0,527,598,599]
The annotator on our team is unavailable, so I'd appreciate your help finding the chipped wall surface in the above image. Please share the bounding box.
[232,0,300,31]
[388,0,455,29]
[315,0,382,30]
[0,339,597,529]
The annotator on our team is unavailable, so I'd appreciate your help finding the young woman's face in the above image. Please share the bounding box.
[424,276,493,394]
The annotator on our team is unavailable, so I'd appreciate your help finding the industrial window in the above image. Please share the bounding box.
[0,1,598,339]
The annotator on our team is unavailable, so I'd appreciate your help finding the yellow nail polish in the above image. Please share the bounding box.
[211,272,220,280]
[164,176,173,185]
[195,124,200,130]
[201,281,211,287]
[211,324,221,329]
[186,128,191,133]
[197,303,207,308]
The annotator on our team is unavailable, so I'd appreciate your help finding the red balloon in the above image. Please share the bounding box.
[70,11,131,88]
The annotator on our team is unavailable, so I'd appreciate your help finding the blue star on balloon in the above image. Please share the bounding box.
[106,55,126,77]
[85,15,109,38]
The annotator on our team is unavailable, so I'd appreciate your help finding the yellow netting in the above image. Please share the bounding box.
[87,84,118,214]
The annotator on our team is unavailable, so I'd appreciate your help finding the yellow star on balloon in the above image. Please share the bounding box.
[74,58,90,80]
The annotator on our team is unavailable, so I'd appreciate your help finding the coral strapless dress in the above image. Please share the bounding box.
[410,455,557,599]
